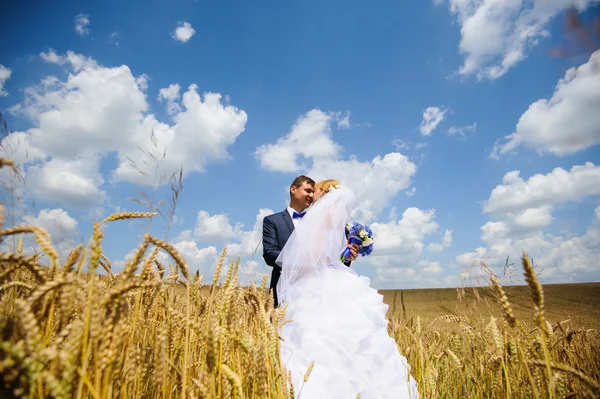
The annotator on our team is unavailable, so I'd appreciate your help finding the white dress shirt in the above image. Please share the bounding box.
[287,206,305,228]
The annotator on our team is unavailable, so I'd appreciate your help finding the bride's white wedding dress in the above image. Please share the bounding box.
[276,187,419,399]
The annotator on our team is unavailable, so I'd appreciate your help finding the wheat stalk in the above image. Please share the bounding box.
[101,211,158,224]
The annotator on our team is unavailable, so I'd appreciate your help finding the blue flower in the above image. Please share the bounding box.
[343,221,374,258]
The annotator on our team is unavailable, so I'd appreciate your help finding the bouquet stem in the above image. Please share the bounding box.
[340,236,363,263]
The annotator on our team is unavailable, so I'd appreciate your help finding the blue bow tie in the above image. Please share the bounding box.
[292,211,306,219]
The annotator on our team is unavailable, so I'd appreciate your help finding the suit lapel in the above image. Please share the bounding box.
[281,210,295,236]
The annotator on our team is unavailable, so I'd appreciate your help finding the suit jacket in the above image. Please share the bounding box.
[262,209,351,307]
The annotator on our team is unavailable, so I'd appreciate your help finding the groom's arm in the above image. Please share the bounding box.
[262,217,280,268]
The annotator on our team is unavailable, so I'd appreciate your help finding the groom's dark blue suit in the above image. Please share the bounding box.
[262,209,351,307]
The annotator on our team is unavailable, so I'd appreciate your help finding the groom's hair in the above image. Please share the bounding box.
[290,175,315,195]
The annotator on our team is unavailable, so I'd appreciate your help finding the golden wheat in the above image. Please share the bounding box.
[0,218,599,398]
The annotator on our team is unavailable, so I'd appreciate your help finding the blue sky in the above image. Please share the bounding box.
[1,0,599,289]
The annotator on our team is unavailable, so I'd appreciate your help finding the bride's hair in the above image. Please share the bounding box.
[315,179,340,192]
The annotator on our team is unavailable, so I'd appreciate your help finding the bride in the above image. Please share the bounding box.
[276,179,420,398]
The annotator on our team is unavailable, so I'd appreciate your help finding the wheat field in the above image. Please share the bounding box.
[0,209,599,399]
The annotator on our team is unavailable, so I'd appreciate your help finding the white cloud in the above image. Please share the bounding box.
[491,50,600,158]
[225,231,262,260]
[427,229,453,252]
[194,210,243,241]
[0,64,12,97]
[158,83,182,115]
[0,131,46,167]
[475,162,600,241]
[6,50,248,209]
[255,109,344,173]
[180,208,272,258]
[256,109,417,221]
[20,208,79,256]
[309,153,417,222]
[9,77,57,121]
[23,208,78,242]
[513,206,553,230]
[74,13,90,36]
[419,106,448,136]
[446,0,597,80]
[392,138,409,150]
[242,260,266,284]
[455,246,487,268]
[135,74,149,91]
[456,210,600,284]
[448,122,477,138]
[418,260,443,275]
[6,53,146,209]
[163,208,274,284]
[336,111,351,129]
[539,217,600,276]
[20,59,146,158]
[172,241,219,275]
[40,49,64,65]
[109,32,120,47]
[371,263,447,289]
[36,50,96,75]
[114,84,248,185]
[172,22,196,43]
[484,162,600,216]
[225,208,274,259]
[368,208,440,260]
[148,239,220,278]
[456,164,600,284]
[26,154,107,209]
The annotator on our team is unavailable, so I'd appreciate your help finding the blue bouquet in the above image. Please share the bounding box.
[340,222,374,263]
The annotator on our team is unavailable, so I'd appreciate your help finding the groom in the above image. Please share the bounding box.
[262,175,358,307]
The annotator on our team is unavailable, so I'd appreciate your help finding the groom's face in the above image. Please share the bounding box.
[291,182,315,210]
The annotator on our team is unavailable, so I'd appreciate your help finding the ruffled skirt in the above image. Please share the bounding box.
[279,264,420,398]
